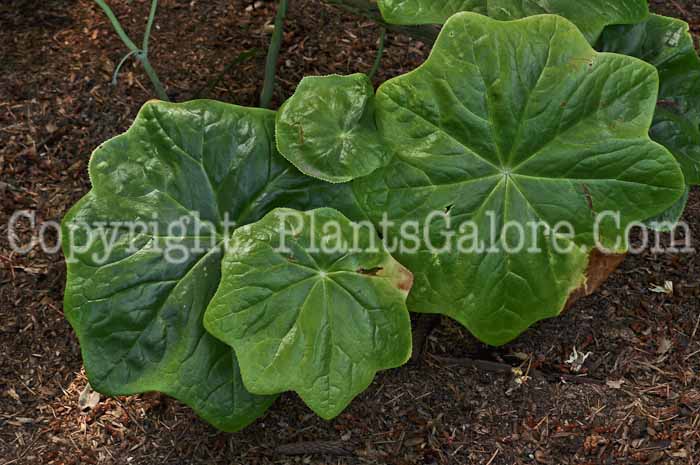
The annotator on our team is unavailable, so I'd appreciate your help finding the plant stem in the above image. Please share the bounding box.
[94,0,140,52]
[142,0,158,54]
[368,27,386,79]
[94,0,170,101]
[139,53,169,101]
[260,0,289,108]
[112,50,139,85]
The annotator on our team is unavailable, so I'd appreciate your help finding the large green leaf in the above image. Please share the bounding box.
[352,13,685,345]
[377,0,648,43]
[598,14,700,185]
[63,100,363,431]
[204,208,413,419]
[276,74,390,183]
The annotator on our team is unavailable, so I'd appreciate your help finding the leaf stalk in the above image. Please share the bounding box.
[94,0,170,101]
[369,27,386,79]
[260,0,290,108]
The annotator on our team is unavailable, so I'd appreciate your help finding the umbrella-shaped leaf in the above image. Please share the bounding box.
[276,74,390,183]
[378,0,648,43]
[352,13,685,345]
[204,208,413,419]
[63,100,363,431]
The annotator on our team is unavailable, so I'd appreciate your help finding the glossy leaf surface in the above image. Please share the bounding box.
[353,13,685,345]
[377,0,648,43]
[204,208,413,419]
[378,0,486,26]
[598,14,700,185]
[63,100,363,431]
[276,74,390,183]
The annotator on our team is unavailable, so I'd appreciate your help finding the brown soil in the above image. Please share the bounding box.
[1,1,699,464]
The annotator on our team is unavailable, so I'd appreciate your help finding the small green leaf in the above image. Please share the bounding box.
[276,74,390,183]
[353,13,684,345]
[204,208,413,419]
[377,0,648,43]
[63,100,364,431]
[598,14,700,185]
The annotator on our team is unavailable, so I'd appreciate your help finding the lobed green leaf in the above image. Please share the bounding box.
[276,74,390,183]
[204,208,413,419]
[352,13,685,345]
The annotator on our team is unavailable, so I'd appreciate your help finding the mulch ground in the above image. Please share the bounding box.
[1,0,699,464]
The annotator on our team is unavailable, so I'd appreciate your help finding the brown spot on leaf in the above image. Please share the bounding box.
[357,266,383,276]
[564,249,626,312]
[358,262,414,294]
[396,268,414,292]
[581,183,596,216]
[391,263,414,294]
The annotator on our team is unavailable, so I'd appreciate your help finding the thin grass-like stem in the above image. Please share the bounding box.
[260,0,289,108]
[369,27,386,79]
[142,0,158,54]
[94,0,169,101]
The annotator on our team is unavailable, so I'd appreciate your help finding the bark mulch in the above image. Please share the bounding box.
[1,0,699,463]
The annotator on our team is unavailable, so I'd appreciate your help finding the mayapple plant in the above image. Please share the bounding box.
[63,3,699,432]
